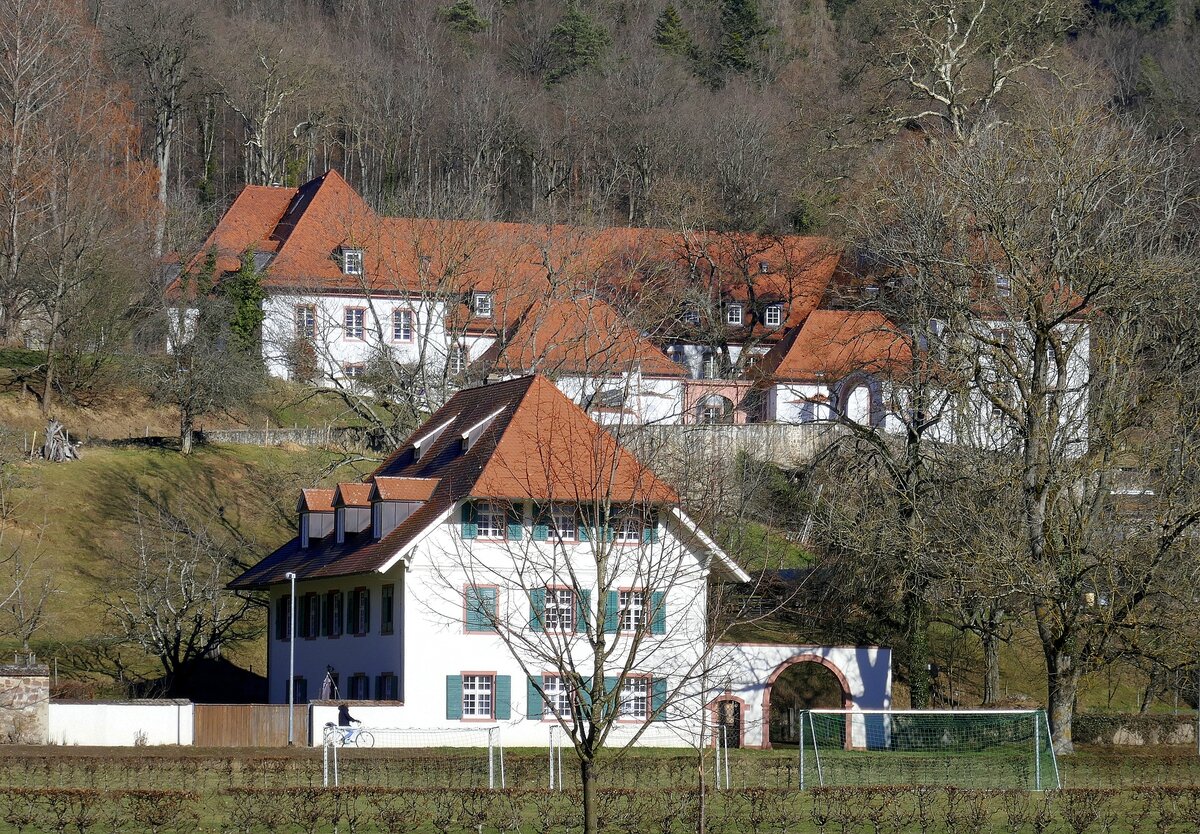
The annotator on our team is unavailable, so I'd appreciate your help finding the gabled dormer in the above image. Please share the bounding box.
[298,488,335,548]
[333,483,372,544]
[370,477,439,539]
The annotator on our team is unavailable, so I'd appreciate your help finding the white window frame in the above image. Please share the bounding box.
[542,674,573,719]
[550,504,577,541]
[448,343,467,375]
[683,308,701,325]
[614,514,641,545]
[342,249,364,276]
[700,405,723,425]
[995,275,1012,298]
[473,292,493,318]
[295,305,316,339]
[476,502,506,540]
[392,308,414,342]
[764,304,783,327]
[344,307,365,340]
[701,352,720,380]
[726,304,743,326]
[544,588,575,632]
[462,674,494,718]
[619,589,646,631]
[619,676,650,720]
[342,363,365,382]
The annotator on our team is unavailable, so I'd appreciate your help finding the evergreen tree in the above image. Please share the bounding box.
[653,4,698,60]
[544,3,612,85]
[441,0,489,34]
[1091,0,1172,28]
[716,0,771,77]
[223,249,266,355]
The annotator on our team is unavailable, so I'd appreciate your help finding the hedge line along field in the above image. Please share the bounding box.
[2,747,1200,832]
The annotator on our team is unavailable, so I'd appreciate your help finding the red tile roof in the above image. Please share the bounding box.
[175,172,841,343]
[333,483,372,508]
[298,488,335,513]
[370,477,439,501]
[761,310,912,383]
[231,374,685,589]
[479,295,686,379]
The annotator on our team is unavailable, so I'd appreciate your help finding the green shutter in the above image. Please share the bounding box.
[532,504,549,541]
[527,676,544,719]
[364,590,371,634]
[652,677,668,721]
[642,517,659,543]
[495,675,512,720]
[446,675,463,719]
[579,676,594,722]
[577,515,591,542]
[466,586,497,632]
[575,589,591,633]
[529,588,546,632]
[604,590,620,633]
[461,502,478,539]
[651,591,666,635]
[506,505,524,541]
[604,676,619,720]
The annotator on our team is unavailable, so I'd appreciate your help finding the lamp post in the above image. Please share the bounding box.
[285,571,297,746]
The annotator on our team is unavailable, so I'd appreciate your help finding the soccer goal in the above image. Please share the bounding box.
[321,726,505,789]
[798,709,1060,791]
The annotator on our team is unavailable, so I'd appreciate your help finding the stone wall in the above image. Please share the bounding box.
[0,663,49,744]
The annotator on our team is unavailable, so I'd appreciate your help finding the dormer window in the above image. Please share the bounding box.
[473,292,493,318]
[758,260,770,274]
[726,304,743,326]
[342,248,364,275]
[683,308,701,325]
[764,304,783,327]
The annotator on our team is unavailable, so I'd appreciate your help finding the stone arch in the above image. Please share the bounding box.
[835,374,884,428]
[697,394,734,424]
[707,694,748,749]
[761,653,851,750]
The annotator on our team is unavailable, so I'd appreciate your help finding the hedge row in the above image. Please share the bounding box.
[4,785,1200,834]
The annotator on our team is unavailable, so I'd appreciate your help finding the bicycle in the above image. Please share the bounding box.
[323,721,375,748]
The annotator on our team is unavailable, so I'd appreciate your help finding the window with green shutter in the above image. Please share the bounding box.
[575,589,590,633]
[526,676,544,719]
[465,586,498,632]
[531,504,549,541]
[495,675,512,720]
[603,590,620,633]
[529,588,546,632]
[652,677,668,721]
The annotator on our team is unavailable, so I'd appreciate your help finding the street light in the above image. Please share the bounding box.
[285,571,297,746]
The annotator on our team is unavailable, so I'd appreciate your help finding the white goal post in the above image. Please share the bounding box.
[321,726,505,789]
[798,709,1060,791]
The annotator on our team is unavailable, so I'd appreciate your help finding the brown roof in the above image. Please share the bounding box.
[174,171,841,344]
[231,375,682,589]
[760,310,912,383]
[371,477,439,501]
[298,488,335,513]
[479,295,685,379]
[333,483,372,508]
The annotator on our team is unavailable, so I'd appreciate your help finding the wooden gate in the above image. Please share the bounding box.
[193,704,309,747]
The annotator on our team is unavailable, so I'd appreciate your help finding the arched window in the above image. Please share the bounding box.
[697,395,733,425]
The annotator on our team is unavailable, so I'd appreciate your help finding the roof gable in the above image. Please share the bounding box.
[763,310,912,382]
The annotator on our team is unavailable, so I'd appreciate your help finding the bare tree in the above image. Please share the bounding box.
[101,496,263,692]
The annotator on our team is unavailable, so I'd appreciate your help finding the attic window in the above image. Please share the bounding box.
[863,285,880,300]
[342,248,364,276]
[461,407,506,452]
[473,292,493,318]
[413,417,455,460]
[683,308,701,325]
[759,261,770,274]
[764,304,783,327]
[995,275,1012,298]
[726,304,743,326]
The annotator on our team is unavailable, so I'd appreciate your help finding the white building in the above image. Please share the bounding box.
[231,374,891,747]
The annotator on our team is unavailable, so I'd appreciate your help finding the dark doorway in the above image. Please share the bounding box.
[768,660,846,746]
[714,699,742,748]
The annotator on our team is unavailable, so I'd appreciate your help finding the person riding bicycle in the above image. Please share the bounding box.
[336,704,359,744]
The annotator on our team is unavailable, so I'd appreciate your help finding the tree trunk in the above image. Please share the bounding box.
[904,594,931,708]
[180,407,194,455]
[981,630,1000,705]
[581,757,597,834]
[1043,638,1079,754]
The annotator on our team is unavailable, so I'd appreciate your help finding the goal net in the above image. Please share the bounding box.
[798,709,1060,791]
[321,726,505,789]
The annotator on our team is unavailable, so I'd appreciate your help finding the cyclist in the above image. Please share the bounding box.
[337,703,360,744]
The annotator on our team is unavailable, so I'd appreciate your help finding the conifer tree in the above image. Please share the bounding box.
[716,0,771,77]
[223,249,266,356]
[545,3,612,85]
[441,0,489,34]
[653,5,698,60]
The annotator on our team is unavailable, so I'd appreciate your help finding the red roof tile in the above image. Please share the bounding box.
[333,483,372,508]
[298,488,335,513]
[761,310,912,382]
[370,477,439,501]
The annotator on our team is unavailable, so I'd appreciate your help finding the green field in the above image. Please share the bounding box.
[0,745,1198,832]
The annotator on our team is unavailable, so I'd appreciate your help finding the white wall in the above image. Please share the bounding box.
[49,701,194,746]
